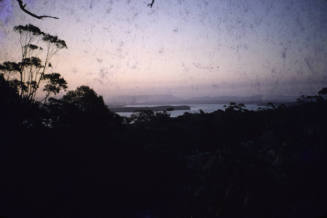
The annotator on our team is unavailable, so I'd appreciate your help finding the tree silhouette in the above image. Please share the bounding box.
[318,87,327,96]
[0,73,19,104]
[61,85,107,113]
[0,24,67,102]
[46,85,117,128]
[224,102,248,112]
[42,73,67,102]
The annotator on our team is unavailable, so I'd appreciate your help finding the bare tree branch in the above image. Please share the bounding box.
[147,0,155,8]
[16,0,59,20]
[15,0,155,20]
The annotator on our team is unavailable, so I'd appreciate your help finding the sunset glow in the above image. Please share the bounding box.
[1,0,327,100]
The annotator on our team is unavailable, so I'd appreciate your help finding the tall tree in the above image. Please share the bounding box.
[0,24,67,102]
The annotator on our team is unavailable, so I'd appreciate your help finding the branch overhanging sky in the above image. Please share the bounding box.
[1,0,327,99]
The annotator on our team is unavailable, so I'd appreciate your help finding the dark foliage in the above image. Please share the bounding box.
[1,81,327,217]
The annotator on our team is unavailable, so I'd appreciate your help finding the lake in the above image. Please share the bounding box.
[115,103,263,118]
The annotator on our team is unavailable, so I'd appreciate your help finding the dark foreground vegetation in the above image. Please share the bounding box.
[1,24,327,218]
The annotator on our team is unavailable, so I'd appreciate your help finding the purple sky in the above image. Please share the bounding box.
[1,0,327,100]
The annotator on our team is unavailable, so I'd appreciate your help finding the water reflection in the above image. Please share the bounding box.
[116,103,263,118]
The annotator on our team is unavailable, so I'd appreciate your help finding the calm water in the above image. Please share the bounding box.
[115,103,262,118]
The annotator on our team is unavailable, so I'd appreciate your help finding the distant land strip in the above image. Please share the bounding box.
[109,105,190,113]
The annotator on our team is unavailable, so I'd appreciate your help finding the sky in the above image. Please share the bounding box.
[1,0,327,101]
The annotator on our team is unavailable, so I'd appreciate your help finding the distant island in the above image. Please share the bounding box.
[109,105,190,113]
[106,94,297,106]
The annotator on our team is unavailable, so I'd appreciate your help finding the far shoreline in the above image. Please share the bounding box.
[109,105,191,113]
